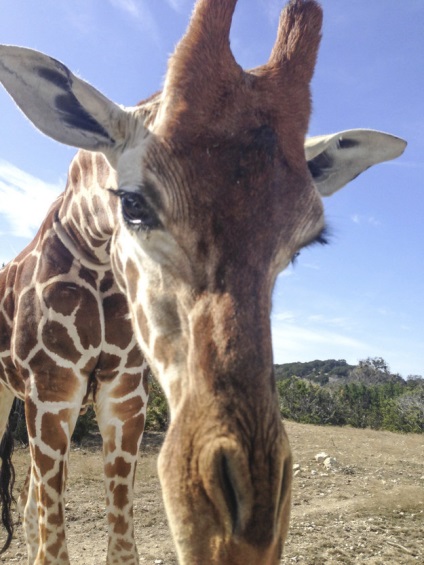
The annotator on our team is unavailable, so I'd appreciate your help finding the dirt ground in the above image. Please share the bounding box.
[1,421,423,564]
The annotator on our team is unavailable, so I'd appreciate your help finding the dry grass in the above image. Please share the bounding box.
[1,424,423,564]
[284,422,424,564]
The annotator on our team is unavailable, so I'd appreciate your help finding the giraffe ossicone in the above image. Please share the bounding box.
[0,1,406,564]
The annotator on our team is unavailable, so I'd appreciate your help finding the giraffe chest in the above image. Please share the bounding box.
[0,260,141,397]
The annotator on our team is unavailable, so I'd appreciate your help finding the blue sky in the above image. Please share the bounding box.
[0,0,422,377]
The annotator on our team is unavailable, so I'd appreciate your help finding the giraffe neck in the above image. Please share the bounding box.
[0,149,120,399]
[56,150,118,268]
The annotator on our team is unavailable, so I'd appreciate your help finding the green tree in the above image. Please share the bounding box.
[382,389,424,433]
[277,377,344,425]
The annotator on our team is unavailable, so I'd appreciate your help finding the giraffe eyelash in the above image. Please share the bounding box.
[291,225,331,265]
[109,188,162,231]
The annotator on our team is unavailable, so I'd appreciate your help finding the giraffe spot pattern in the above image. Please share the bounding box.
[122,413,145,456]
[78,266,99,289]
[105,457,132,479]
[103,293,134,350]
[29,351,80,402]
[42,320,82,364]
[41,410,72,454]
[13,288,40,362]
[0,144,149,564]
[37,233,74,284]
[113,484,130,508]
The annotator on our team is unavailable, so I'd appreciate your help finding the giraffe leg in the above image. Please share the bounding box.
[17,465,31,517]
[23,377,86,565]
[95,370,149,565]
[0,384,15,554]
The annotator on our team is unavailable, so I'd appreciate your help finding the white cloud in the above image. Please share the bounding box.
[307,314,353,329]
[264,0,283,24]
[302,262,320,271]
[272,311,296,322]
[307,314,324,323]
[351,214,382,227]
[368,216,381,227]
[271,313,367,365]
[166,0,189,13]
[272,322,368,363]
[108,0,161,45]
[272,323,365,352]
[0,160,62,239]
[110,0,142,18]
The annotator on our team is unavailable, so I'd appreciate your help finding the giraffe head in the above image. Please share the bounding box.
[0,0,406,562]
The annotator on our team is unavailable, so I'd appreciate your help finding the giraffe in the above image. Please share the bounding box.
[0,149,150,564]
[0,1,406,564]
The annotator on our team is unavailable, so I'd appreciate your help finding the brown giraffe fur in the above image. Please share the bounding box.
[0,1,406,564]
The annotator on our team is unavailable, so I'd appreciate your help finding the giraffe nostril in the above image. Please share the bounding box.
[219,454,239,534]
[198,439,253,537]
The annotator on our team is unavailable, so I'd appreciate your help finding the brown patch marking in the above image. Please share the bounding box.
[42,320,81,364]
[30,350,80,402]
[41,411,71,454]
[42,282,80,316]
[78,267,99,289]
[122,413,145,456]
[33,444,56,475]
[100,271,115,293]
[113,515,129,536]
[37,235,74,284]
[111,374,143,399]
[113,484,129,508]
[14,288,39,360]
[105,457,132,479]
[103,293,133,349]
[74,287,101,349]
[112,395,144,421]
[125,344,144,369]
[136,304,150,345]
[46,529,67,558]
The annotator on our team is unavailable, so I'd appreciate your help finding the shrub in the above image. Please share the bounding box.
[145,376,169,431]
[72,406,97,443]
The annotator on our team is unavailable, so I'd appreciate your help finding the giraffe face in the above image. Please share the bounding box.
[108,101,324,562]
[111,125,325,392]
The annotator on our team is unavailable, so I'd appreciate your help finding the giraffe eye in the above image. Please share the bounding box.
[113,189,161,231]
[121,193,148,224]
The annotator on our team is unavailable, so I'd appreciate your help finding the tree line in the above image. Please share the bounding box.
[9,357,424,444]
[276,357,423,433]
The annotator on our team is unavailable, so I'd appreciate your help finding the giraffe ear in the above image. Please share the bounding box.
[305,129,407,197]
[0,45,130,152]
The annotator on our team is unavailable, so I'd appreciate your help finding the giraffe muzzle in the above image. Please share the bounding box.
[158,405,291,565]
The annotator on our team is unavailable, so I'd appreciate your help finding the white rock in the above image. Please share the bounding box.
[323,456,337,469]
[315,452,329,463]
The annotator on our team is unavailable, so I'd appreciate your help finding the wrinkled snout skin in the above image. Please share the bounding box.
[156,292,293,565]
[159,412,292,564]
[158,411,292,565]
